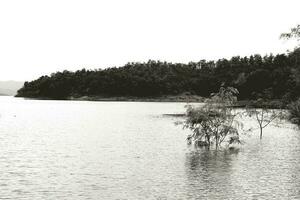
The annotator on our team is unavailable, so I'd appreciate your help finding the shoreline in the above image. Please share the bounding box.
[15,95,286,108]
[16,94,207,103]
[69,95,206,102]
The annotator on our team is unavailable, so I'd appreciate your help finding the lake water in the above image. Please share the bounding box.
[0,97,299,199]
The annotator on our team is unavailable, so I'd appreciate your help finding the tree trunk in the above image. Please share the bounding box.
[260,126,263,139]
[206,135,210,149]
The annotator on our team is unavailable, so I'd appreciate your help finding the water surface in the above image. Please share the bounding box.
[0,97,299,199]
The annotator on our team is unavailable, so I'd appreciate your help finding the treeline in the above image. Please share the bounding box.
[16,48,300,101]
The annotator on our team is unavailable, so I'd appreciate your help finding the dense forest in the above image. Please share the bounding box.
[16,48,300,102]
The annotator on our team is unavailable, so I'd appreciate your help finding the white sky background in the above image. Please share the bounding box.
[0,0,299,81]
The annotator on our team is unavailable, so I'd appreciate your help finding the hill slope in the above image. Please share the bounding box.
[16,50,300,101]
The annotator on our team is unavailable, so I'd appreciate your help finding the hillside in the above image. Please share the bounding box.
[16,49,300,101]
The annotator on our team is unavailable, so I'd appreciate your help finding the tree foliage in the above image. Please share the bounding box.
[280,24,300,42]
[16,51,300,102]
[281,25,300,127]
[183,87,244,149]
[246,104,285,139]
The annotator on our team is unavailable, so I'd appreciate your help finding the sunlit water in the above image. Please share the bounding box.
[0,96,299,199]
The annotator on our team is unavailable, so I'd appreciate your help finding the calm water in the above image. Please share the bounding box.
[0,97,299,199]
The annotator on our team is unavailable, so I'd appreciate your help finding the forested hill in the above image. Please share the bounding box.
[16,49,300,101]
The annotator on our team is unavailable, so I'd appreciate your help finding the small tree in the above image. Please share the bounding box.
[245,91,286,139]
[246,105,279,139]
[183,87,243,149]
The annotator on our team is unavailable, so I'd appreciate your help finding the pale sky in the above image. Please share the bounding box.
[0,0,299,81]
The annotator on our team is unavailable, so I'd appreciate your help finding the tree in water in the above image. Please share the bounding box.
[246,104,283,140]
[245,90,286,139]
[183,86,244,149]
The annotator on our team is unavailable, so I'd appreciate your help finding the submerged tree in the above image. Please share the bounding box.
[183,87,244,149]
[245,90,286,139]
[246,104,284,139]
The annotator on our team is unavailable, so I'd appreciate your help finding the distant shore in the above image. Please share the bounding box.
[73,96,285,108]
[16,95,286,109]
[70,94,206,102]
[18,94,206,103]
